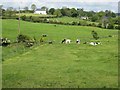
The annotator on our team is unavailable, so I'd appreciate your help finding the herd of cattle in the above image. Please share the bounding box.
[0,37,101,47]
[61,38,101,46]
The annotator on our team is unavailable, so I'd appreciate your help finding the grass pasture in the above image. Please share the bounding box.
[2,19,118,88]
[16,13,56,17]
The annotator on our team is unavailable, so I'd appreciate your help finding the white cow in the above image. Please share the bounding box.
[89,42,101,46]
[65,39,71,44]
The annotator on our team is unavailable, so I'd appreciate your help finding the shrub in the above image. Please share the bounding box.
[115,25,120,30]
[40,37,44,43]
[78,22,81,25]
[31,16,40,23]
[17,34,30,43]
[91,23,96,27]
[80,21,88,26]
[108,35,112,37]
[91,30,99,40]
[2,15,18,19]
[21,15,26,20]
[17,34,35,47]
[24,16,31,22]
[72,21,78,25]
[107,23,114,29]
[43,18,47,22]
[97,23,102,28]
[88,23,92,26]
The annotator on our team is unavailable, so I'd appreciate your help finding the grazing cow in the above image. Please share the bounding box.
[0,37,11,47]
[65,39,71,44]
[48,41,53,44]
[42,34,47,37]
[61,39,66,44]
[89,42,97,46]
[89,42,101,46]
[76,39,80,44]
[96,42,101,45]
[61,39,71,44]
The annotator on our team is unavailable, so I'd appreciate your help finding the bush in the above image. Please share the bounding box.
[91,30,99,40]
[88,23,92,26]
[115,25,120,30]
[71,21,78,25]
[17,34,31,43]
[31,16,40,23]
[78,22,81,25]
[17,34,35,47]
[80,21,88,26]
[97,23,102,28]
[107,23,114,29]
[91,23,96,27]
[21,15,26,20]
[108,35,112,37]
[2,15,18,19]
[40,37,44,43]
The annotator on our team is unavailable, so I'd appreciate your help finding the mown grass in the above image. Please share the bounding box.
[2,19,118,88]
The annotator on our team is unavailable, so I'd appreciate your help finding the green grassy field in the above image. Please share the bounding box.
[16,13,56,17]
[17,13,97,24]
[49,16,83,22]
[2,19,118,88]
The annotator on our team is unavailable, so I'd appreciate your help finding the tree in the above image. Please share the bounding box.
[7,7,13,11]
[111,12,116,17]
[41,6,48,13]
[91,30,99,40]
[86,11,94,17]
[31,4,36,11]
[41,6,47,10]
[102,16,109,28]
[24,6,28,13]
[62,8,71,17]
[0,5,3,16]
[107,23,114,29]
[105,10,116,18]
[53,9,62,17]
[61,8,71,17]
[77,8,85,17]
[61,8,66,16]
[70,8,78,17]
[49,8,55,15]
[0,5,3,9]
[6,7,15,17]
[91,15,98,22]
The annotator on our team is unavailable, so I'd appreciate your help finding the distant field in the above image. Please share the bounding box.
[49,16,98,24]
[16,13,97,24]
[2,19,118,88]
[16,13,56,17]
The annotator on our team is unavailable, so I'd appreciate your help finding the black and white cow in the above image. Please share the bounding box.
[76,39,80,44]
